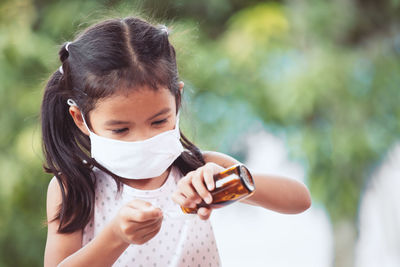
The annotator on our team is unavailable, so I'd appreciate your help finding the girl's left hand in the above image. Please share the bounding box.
[172,162,225,220]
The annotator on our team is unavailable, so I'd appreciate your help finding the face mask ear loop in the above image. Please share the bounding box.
[174,110,181,132]
[67,98,77,107]
[67,98,91,133]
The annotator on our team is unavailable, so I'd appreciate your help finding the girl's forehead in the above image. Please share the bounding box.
[91,87,176,120]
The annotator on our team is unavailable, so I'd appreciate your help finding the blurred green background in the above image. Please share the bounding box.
[1,0,399,266]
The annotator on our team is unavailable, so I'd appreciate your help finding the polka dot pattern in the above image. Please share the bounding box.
[82,166,221,267]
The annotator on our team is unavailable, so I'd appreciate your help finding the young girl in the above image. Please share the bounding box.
[42,17,311,267]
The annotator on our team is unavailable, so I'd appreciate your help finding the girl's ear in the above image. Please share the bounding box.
[178,81,184,93]
[69,106,90,136]
[176,81,184,111]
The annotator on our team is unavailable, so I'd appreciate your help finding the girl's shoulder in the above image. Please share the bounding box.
[47,177,62,215]
[201,150,241,168]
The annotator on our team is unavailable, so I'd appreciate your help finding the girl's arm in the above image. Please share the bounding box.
[203,151,311,214]
[44,177,162,267]
[44,177,129,267]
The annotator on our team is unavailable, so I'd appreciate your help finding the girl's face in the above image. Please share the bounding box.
[69,83,183,142]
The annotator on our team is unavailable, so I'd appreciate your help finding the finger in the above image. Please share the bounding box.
[121,215,162,237]
[203,164,216,191]
[179,176,202,203]
[197,207,212,220]
[192,170,212,204]
[171,192,196,208]
[131,221,163,245]
[126,205,163,222]
[128,199,163,215]
[140,224,163,243]
[133,216,164,232]
[128,199,155,210]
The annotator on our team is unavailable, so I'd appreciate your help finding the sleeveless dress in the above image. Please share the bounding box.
[82,165,221,267]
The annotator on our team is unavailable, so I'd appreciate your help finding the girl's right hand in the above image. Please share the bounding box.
[111,199,163,245]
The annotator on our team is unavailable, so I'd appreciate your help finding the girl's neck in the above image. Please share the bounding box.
[118,166,171,190]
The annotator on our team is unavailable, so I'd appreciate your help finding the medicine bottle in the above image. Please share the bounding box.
[181,164,255,214]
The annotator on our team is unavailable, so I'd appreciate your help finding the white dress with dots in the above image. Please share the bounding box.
[82,166,221,267]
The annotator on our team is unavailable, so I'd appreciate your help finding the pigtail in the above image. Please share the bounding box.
[173,132,206,176]
[41,43,95,233]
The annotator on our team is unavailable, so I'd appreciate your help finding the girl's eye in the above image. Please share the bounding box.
[152,119,167,126]
[111,128,128,134]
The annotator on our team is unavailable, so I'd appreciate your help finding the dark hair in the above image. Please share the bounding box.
[41,17,205,233]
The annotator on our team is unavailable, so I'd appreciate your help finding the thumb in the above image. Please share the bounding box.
[128,199,162,221]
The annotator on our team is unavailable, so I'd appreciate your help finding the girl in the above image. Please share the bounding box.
[42,17,311,267]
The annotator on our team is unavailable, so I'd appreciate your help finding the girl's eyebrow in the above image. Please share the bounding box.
[104,120,130,126]
[147,107,171,121]
[104,108,171,126]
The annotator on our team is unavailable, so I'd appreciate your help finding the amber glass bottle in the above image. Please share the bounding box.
[181,164,256,214]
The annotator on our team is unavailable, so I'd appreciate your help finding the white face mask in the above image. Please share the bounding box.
[67,99,184,179]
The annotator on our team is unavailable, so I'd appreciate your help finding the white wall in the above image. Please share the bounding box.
[211,130,334,267]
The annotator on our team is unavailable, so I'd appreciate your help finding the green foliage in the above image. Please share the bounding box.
[1,0,399,265]
[179,1,400,221]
